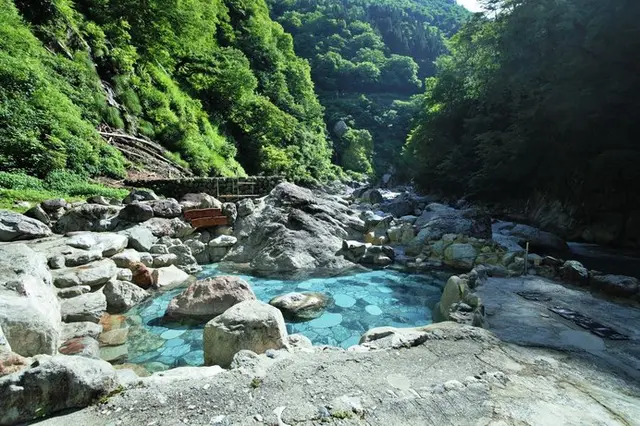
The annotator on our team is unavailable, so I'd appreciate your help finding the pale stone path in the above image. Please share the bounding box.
[37,322,640,426]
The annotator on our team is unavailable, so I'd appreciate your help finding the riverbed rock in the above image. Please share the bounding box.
[166,276,256,320]
[0,325,11,355]
[204,300,288,368]
[61,291,107,323]
[118,202,154,223]
[120,225,158,252]
[226,183,364,272]
[0,210,52,241]
[61,322,103,340]
[123,189,159,204]
[180,193,222,211]
[236,198,255,217]
[63,249,103,267]
[149,198,182,218]
[589,273,639,298]
[104,280,150,313]
[51,259,117,289]
[140,217,194,238]
[59,336,100,358]
[435,276,470,322]
[53,204,121,234]
[443,243,477,270]
[152,265,192,290]
[502,223,568,253]
[269,292,329,321]
[66,232,128,257]
[379,197,416,218]
[25,205,51,225]
[560,260,589,284]
[57,285,92,299]
[223,202,237,225]
[0,354,118,425]
[0,244,61,357]
[130,262,155,289]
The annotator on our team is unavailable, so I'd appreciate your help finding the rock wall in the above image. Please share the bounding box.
[124,176,285,200]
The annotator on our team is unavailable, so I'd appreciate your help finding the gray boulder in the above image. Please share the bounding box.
[225,183,364,272]
[561,260,589,284]
[150,198,182,218]
[0,355,118,425]
[223,202,237,225]
[166,276,256,320]
[443,244,477,270]
[589,273,639,298]
[54,204,121,234]
[66,232,128,257]
[121,225,158,252]
[118,203,154,223]
[269,292,329,321]
[501,223,568,253]
[24,205,51,225]
[123,189,159,204]
[61,322,103,340]
[0,210,52,241]
[56,285,92,299]
[180,193,222,211]
[236,198,255,217]
[204,300,288,368]
[152,265,193,290]
[140,217,194,238]
[51,259,117,289]
[379,198,416,218]
[61,291,107,323]
[0,244,61,357]
[58,335,100,358]
[104,280,150,313]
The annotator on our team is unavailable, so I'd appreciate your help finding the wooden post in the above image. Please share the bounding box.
[524,242,529,276]
[216,178,219,199]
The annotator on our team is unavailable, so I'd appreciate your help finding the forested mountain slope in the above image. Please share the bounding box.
[1,0,336,183]
[405,0,640,245]
[267,0,470,176]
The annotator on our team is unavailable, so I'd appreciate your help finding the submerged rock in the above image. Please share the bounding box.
[204,300,288,368]
[104,280,150,313]
[269,292,329,321]
[165,276,256,320]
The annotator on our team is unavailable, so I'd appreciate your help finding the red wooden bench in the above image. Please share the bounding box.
[183,208,228,229]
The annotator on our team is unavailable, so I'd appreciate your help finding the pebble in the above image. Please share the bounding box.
[203,384,211,390]
[188,405,196,409]
[254,414,263,422]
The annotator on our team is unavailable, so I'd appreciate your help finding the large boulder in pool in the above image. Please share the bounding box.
[165,276,256,320]
[225,183,366,272]
[203,300,287,368]
[269,292,329,321]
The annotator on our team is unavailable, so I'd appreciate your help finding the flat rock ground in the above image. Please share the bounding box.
[38,277,640,426]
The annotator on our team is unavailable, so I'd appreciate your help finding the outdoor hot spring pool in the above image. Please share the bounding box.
[123,265,445,369]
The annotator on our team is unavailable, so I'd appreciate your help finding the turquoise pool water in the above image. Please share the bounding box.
[124,265,445,369]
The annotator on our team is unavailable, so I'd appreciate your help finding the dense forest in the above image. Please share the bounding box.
[0,0,338,184]
[405,0,640,239]
[267,0,469,176]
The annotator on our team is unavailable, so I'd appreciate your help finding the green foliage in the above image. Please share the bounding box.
[0,170,128,211]
[405,0,640,217]
[3,0,340,183]
[341,129,374,175]
[0,0,126,179]
[267,0,469,175]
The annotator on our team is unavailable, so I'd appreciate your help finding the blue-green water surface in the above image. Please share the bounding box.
[124,265,444,369]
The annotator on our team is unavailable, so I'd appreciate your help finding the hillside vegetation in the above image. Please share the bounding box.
[405,0,640,239]
[1,0,338,184]
[267,0,470,176]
